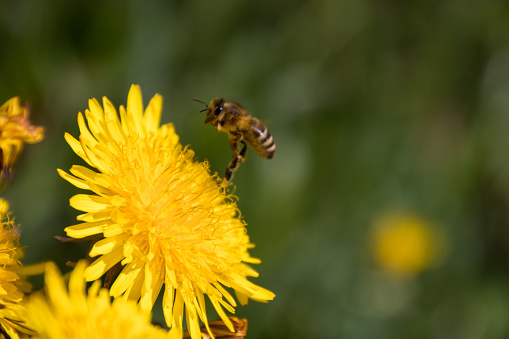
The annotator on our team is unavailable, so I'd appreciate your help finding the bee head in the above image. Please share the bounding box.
[204,97,225,126]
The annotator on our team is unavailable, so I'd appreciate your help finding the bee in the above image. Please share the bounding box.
[193,98,275,182]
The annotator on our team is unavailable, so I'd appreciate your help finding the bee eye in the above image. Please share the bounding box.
[214,106,223,115]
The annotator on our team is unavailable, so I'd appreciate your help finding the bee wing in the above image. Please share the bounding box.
[260,118,273,127]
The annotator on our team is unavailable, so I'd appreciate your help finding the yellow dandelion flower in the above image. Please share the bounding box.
[0,202,37,339]
[58,85,275,339]
[0,97,44,190]
[370,211,444,277]
[25,260,168,339]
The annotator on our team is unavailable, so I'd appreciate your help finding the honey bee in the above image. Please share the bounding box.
[193,98,275,182]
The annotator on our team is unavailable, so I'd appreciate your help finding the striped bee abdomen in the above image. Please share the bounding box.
[247,118,276,159]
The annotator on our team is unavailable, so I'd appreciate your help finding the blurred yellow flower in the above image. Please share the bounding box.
[0,97,44,191]
[25,261,168,339]
[0,198,9,215]
[0,201,37,339]
[58,85,274,339]
[370,211,443,277]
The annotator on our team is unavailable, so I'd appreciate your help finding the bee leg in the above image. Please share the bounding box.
[238,140,247,164]
[224,155,240,181]
[224,136,246,182]
[224,168,234,182]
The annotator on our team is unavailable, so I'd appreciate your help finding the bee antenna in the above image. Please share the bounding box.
[192,98,208,110]
[192,99,207,105]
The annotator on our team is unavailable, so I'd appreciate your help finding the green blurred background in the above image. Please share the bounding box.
[3,0,509,338]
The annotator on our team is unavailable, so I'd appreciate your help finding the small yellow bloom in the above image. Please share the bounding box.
[0,203,37,339]
[58,85,274,339]
[370,211,443,277]
[25,261,168,339]
[0,97,44,190]
[0,198,9,214]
